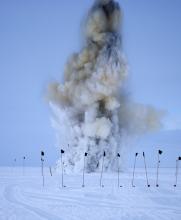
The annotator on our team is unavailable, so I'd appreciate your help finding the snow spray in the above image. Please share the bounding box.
[47,0,162,173]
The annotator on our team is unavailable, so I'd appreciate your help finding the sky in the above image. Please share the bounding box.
[0,0,181,167]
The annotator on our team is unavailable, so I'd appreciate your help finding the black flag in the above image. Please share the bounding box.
[61,149,65,154]
[159,150,163,155]
[41,151,44,162]
[178,156,181,161]
[85,152,88,157]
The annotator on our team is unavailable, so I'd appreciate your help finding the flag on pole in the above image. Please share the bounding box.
[117,153,122,187]
[156,149,162,187]
[40,151,45,187]
[60,149,65,187]
[82,152,88,187]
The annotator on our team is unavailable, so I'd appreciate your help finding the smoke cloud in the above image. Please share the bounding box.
[47,0,162,172]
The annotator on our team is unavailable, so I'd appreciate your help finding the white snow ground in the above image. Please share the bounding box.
[0,167,181,220]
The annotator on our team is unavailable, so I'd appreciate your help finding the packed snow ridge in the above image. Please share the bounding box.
[1,168,181,220]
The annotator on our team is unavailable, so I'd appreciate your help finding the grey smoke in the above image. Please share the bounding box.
[47,0,162,173]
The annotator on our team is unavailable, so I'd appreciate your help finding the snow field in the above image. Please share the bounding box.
[0,167,181,220]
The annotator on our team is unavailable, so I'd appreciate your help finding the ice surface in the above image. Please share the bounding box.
[0,167,181,220]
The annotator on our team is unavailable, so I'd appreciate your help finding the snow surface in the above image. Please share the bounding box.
[0,167,181,220]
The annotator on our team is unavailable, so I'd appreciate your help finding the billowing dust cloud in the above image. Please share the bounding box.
[47,0,162,172]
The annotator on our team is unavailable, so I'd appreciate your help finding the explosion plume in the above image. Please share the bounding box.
[47,0,162,172]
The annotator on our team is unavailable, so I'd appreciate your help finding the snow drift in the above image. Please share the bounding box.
[47,0,162,173]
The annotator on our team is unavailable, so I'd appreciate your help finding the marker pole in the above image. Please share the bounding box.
[174,157,181,187]
[156,153,159,187]
[41,151,45,187]
[60,149,65,188]
[49,166,52,176]
[117,153,122,187]
[23,156,25,176]
[132,153,138,187]
[41,158,44,187]
[82,153,87,187]
[143,152,150,187]
[156,150,162,187]
[100,151,106,187]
